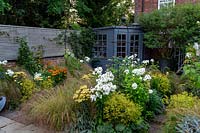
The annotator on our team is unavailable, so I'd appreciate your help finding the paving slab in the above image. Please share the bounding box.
[0,116,49,133]
[0,116,15,128]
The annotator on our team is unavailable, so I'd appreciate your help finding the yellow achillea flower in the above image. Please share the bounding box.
[73,85,91,103]
[81,74,92,80]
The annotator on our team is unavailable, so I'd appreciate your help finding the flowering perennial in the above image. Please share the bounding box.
[92,67,103,76]
[132,68,145,76]
[143,74,152,81]
[84,56,90,62]
[90,70,116,101]
[142,60,149,64]
[185,52,192,58]
[0,60,7,65]
[132,83,138,90]
[34,72,43,81]
[5,69,14,77]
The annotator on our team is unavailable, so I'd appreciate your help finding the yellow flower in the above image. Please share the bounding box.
[73,85,91,103]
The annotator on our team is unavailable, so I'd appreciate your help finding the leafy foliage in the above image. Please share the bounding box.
[181,45,200,97]
[146,90,164,117]
[19,79,36,102]
[68,28,95,59]
[0,0,10,14]
[17,38,42,75]
[151,72,171,97]
[103,92,142,125]
[139,4,200,49]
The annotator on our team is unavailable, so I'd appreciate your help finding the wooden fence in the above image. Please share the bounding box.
[0,24,72,60]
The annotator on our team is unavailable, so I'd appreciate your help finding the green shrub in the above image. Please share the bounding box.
[103,93,142,125]
[17,38,42,75]
[146,90,164,118]
[181,45,200,97]
[38,79,53,89]
[20,79,36,102]
[151,72,171,97]
[139,4,200,52]
[64,49,81,75]
[68,28,95,59]
[29,86,76,130]
[175,116,200,133]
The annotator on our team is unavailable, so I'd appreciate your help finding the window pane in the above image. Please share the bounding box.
[122,34,126,40]
[117,34,121,40]
[99,35,103,40]
[135,35,139,41]
[103,34,106,40]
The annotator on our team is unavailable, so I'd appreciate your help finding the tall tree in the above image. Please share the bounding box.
[76,0,134,27]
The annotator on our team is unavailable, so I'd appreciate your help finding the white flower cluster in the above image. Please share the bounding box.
[90,71,116,101]
[150,59,154,63]
[65,49,75,58]
[132,68,145,76]
[132,83,138,89]
[5,69,14,77]
[84,56,90,62]
[149,89,153,94]
[34,72,43,81]
[124,69,129,74]
[92,67,103,75]
[193,42,200,56]
[128,54,137,60]
[185,52,192,58]
[80,56,91,63]
[143,74,151,81]
[142,60,149,64]
[0,60,7,65]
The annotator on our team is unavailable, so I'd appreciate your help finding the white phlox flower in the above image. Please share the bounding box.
[0,60,8,65]
[84,56,90,62]
[132,83,138,89]
[150,59,154,63]
[132,68,145,76]
[185,52,192,58]
[5,69,14,77]
[90,71,116,101]
[149,89,153,94]
[143,74,152,81]
[142,60,149,64]
[34,72,43,81]
[80,60,84,63]
[124,69,129,74]
[92,67,103,75]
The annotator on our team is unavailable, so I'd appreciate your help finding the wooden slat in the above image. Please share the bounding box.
[0,25,71,60]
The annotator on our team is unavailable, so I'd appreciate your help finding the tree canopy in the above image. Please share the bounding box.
[0,0,134,28]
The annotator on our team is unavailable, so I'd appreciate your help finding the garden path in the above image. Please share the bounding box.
[0,116,48,133]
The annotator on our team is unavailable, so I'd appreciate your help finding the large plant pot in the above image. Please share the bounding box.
[159,59,171,72]
[0,96,6,112]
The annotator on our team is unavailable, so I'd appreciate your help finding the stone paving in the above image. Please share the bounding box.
[0,116,47,133]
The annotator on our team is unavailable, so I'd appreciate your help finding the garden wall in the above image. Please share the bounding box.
[0,24,72,61]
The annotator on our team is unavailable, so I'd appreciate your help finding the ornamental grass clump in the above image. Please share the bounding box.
[29,86,76,130]
[104,92,142,125]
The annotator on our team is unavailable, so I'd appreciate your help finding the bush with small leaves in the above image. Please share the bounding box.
[103,93,142,125]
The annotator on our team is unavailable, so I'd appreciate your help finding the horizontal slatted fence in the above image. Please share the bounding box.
[0,24,72,60]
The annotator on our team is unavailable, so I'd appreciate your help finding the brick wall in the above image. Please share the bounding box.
[136,0,199,14]
[6,56,65,67]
